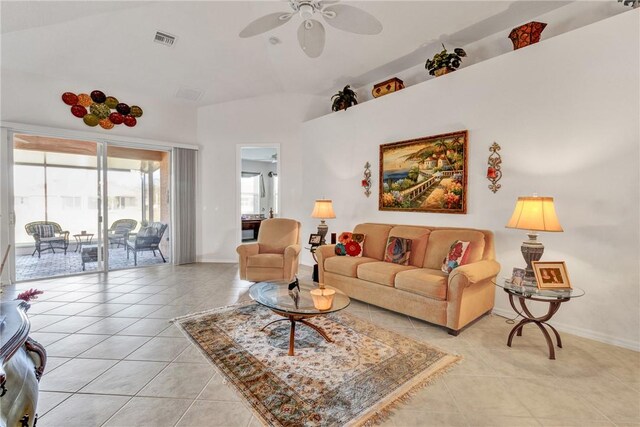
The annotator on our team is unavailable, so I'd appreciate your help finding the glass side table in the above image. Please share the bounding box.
[495,279,585,360]
[73,233,94,253]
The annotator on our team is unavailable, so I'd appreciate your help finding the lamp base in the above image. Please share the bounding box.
[522,232,544,281]
[317,221,328,245]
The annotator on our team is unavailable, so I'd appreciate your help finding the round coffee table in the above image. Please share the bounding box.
[495,279,584,359]
[249,280,350,356]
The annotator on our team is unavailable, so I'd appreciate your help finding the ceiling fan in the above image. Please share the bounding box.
[239,1,383,58]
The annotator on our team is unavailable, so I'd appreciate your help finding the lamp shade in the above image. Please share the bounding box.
[505,196,563,232]
[311,199,336,219]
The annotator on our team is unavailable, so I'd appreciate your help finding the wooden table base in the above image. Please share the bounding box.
[506,293,568,360]
[261,314,333,356]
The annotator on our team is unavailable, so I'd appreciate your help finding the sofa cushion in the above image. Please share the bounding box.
[353,223,393,260]
[324,256,377,278]
[395,268,449,300]
[424,230,486,270]
[357,261,417,287]
[247,254,284,268]
[388,226,430,267]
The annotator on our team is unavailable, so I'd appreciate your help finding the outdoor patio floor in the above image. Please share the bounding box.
[16,246,169,281]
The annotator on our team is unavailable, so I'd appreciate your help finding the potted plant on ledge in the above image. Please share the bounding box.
[331,85,358,111]
[425,44,467,77]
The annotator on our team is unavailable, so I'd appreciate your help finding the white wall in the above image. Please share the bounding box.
[298,11,640,350]
[196,93,325,262]
[348,1,629,105]
[0,68,198,145]
[0,69,198,284]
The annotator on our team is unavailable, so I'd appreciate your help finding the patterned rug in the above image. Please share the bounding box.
[174,303,460,427]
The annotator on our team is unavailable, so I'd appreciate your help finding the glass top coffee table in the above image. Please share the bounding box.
[249,280,350,356]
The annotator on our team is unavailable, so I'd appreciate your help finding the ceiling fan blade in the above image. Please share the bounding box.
[239,12,293,38]
[322,4,382,35]
[319,0,340,5]
[297,19,325,58]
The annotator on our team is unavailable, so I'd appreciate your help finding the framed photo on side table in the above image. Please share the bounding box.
[532,261,572,290]
[511,267,526,286]
[308,234,322,246]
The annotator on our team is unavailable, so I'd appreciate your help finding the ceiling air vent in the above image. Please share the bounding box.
[154,31,176,47]
[175,87,204,102]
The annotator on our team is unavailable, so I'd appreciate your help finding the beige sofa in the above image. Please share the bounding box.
[317,223,500,335]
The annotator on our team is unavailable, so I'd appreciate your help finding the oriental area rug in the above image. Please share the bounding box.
[174,303,460,427]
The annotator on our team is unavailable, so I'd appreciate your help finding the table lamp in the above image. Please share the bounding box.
[505,195,563,282]
[311,199,336,245]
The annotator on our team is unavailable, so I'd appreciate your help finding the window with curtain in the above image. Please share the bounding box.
[241,175,261,214]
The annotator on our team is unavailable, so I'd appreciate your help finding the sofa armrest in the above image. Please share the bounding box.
[284,244,301,259]
[315,244,336,283]
[448,260,501,286]
[315,245,335,264]
[236,243,259,280]
[236,243,259,257]
[446,260,501,331]
[284,244,301,281]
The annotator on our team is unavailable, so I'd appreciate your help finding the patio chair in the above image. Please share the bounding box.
[125,222,168,266]
[108,219,137,249]
[25,221,70,258]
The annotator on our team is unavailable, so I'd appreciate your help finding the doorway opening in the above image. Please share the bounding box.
[239,146,279,244]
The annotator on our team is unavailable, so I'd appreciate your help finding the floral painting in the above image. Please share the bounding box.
[379,130,468,214]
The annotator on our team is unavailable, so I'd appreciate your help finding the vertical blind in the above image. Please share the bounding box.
[173,148,197,264]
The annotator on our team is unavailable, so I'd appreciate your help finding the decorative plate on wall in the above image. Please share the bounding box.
[61,91,143,130]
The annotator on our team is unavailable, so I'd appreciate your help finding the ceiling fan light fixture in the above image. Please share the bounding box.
[299,4,314,20]
[240,0,383,57]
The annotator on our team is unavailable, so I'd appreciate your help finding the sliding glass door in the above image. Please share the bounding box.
[12,134,105,281]
[9,133,172,281]
[106,145,171,270]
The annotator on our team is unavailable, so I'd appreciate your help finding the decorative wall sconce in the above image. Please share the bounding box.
[487,142,502,193]
[362,162,372,197]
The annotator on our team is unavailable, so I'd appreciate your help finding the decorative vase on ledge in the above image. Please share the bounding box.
[509,21,547,50]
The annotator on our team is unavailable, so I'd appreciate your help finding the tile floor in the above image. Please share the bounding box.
[15,245,168,281]
[1,263,638,427]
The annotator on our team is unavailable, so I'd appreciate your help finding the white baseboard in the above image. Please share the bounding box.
[492,307,640,352]
[196,258,237,264]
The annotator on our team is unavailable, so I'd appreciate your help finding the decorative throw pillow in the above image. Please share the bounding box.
[441,240,471,273]
[384,236,412,265]
[334,232,365,257]
[35,224,55,238]
[138,227,158,237]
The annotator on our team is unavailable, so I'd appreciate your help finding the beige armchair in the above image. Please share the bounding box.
[236,218,301,282]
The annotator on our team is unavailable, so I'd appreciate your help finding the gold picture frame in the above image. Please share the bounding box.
[379,130,468,213]
[532,261,572,290]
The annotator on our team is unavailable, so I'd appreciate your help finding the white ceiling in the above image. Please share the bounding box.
[1,1,572,107]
